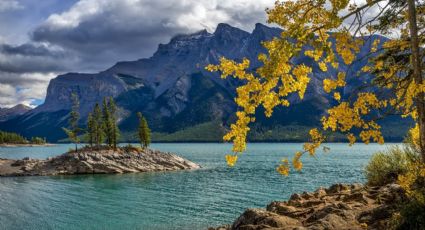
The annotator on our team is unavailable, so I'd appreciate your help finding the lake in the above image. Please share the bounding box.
[0,143,396,230]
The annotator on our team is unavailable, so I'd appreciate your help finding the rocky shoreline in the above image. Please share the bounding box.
[210,183,405,230]
[0,147,200,176]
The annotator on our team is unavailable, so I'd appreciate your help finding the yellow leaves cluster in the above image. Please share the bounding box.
[303,128,324,156]
[323,72,346,93]
[333,92,341,101]
[359,130,384,144]
[277,158,290,176]
[223,111,251,152]
[347,133,356,146]
[293,152,303,171]
[398,161,425,205]
[322,92,386,145]
[371,39,380,52]
[319,62,328,72]
[334,32,362,65]
[305,49,323,61]
[225,154,238,167]
[292,65,312,99]
[409,123,420,148]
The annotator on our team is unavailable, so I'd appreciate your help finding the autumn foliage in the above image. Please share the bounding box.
[207,0,425,175]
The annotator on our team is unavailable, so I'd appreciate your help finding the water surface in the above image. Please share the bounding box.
[0,143,396,230]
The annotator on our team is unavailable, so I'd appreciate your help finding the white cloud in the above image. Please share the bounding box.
[0,72,58,107]
[0,0,23,12]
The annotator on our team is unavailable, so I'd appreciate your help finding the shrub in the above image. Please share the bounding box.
[366,142,425,229]
[365,145,415,186]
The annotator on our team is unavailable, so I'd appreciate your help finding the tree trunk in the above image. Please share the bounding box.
[407,0,425,162]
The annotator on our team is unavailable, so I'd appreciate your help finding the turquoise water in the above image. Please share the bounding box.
[0,143,396,230]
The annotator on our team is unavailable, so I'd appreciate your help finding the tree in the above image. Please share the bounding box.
[102,97,112,147]
[86,112,94,147]
[63,92,80,152]
[92,103,104,148]
[207,0,425,173]
[137,112,151,148]
[108,97,120,149]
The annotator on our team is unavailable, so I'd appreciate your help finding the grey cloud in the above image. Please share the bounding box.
[31,0,273,68]
[0,44,65,57]
[0,43,74,73]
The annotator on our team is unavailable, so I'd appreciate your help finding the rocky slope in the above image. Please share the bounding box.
[0,23,411,141]
[0,147,200,176]
[210,183,405,230]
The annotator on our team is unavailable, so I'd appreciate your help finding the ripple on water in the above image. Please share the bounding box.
[0,143,398,230]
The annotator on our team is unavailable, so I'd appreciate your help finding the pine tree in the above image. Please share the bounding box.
[137,112,151,148]
[108,97,120,149]
[93,103,104,149]
[86,112,94,148]
[102,97,112,147]
[62,92,80,152]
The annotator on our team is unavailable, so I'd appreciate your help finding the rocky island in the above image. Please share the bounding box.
[0,146,200,177]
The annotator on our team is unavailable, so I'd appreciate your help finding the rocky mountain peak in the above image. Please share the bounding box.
[0,104,31,122]
[213,23,249,39]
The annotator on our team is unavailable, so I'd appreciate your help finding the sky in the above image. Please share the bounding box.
[0,0,275,108]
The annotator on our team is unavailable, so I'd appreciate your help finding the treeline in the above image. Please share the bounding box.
[64,93,151,151]
[0,130,46,145]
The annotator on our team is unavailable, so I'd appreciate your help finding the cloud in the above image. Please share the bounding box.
[0,72,57,107]
[31,0,274,65]
[0,0,23,12]
[0,43,78,73]
[0,0,275,107]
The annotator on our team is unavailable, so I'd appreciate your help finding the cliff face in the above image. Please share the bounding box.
[0,23,405,141]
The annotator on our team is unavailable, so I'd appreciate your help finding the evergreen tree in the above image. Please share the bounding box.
[0,130,29,144]
[102,97,112,147]
[93,103,104,148]
[86,112,94,147]
[63,93,80,152]
[137,112,151,148]
[108,97,120,149]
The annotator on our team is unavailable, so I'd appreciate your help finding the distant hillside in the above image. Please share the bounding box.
[0,23,412,142]
[0,104,31,122]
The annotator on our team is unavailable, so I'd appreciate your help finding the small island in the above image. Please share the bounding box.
[0,130,51,147]
[0,145,200,177]
[0,95,200,177]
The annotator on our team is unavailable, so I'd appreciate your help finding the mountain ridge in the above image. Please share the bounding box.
[0,23,412,142]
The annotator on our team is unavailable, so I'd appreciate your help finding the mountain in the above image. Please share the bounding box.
[0,23,412,142]
[0,104,31,122]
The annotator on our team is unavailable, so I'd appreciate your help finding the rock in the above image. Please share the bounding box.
[232,209,301,230]
[210,183,407,230]
[314,187,327,198]
[0,147,200,177]
[326,184,351,194]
